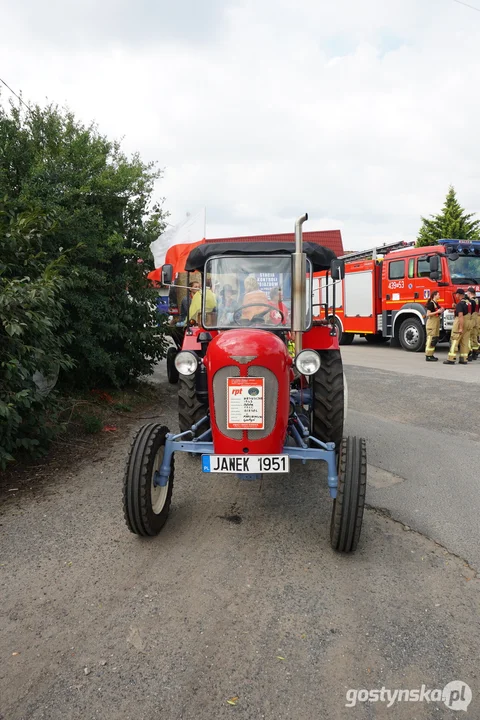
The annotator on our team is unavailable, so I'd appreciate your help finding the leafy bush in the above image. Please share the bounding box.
[0,96,169,466]
[0,208,73,468]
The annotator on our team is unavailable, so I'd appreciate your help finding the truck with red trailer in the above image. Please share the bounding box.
[123,214,367,553]
[314,238,480,351]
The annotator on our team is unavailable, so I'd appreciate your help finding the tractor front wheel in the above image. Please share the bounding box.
[123,423,174,536]
[312,350,345,449]
[178,374,209,435]
[330,436,366,553]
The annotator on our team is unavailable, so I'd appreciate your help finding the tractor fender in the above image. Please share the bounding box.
[392,303,426,332]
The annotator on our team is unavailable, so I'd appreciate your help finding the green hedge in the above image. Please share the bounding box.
[0,98,168,468]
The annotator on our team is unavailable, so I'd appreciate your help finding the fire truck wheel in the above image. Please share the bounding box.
[312,350,344,449]
[178,374,209,436]
[166,347,179,384]
[334,318,354,345]
[330,436,366,553]
[398,317,425,352]
[365,334,388,344]
[123,423,174,537]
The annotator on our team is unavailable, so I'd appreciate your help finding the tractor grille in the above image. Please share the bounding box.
[213,366,242,439]
[212,365,279,441]
[247,366,278,440]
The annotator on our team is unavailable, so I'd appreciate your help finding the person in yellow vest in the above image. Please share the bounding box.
[188,277,216,322]
[424,290,444,362]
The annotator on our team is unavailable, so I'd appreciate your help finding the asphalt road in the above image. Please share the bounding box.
[1,343,479,720]
[341,340,480,571]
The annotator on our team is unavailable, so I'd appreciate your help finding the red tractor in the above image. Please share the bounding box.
[124,214,367,552]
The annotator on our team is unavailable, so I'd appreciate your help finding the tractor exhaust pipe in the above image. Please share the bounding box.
[292,213,308,354]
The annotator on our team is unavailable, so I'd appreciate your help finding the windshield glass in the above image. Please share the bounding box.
[447,256,480,285]
[202,255,311,329]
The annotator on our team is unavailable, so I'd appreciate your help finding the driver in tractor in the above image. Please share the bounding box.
[239,275,286,325]
[241,275,271,320]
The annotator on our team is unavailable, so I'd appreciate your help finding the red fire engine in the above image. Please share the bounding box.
[314,238,480,351]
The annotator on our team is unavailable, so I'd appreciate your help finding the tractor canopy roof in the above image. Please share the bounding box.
[185,241,337,273]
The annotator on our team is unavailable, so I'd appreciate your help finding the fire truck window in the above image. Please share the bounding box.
[417,258,439,278]
[388,260,405,280]
[408,259,415,278]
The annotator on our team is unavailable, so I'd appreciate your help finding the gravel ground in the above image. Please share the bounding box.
[1,354,479,720]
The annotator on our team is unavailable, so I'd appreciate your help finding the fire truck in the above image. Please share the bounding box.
[314,239,480,351]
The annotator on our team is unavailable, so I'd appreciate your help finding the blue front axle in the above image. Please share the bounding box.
[155,415,339,498]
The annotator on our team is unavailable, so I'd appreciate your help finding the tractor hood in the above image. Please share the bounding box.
[204,328,292,369]
[203,329,292,455]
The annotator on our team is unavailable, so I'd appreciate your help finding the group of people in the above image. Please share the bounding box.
[177,275,289,326]
[425,287,479,364]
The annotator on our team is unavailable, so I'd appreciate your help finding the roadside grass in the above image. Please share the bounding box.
[0,381,162,495]
[61,382,161,436]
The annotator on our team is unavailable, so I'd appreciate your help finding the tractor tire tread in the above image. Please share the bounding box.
[330,436,366,553]
[178,374,208,435]
[313,350,344,448]
[123,423,174,537]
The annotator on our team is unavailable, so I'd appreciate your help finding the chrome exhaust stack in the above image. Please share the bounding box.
[292,213,308,354]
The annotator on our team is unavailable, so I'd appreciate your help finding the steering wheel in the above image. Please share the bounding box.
[233,303,285,326]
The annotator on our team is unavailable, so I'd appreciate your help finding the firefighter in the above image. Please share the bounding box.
[424,290,444,362]
[466,287,479,360]
[443,288,469,365]
[461,287,473,361]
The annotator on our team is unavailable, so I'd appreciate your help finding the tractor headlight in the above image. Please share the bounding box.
[174,351,198,376]
[295,349,321,376]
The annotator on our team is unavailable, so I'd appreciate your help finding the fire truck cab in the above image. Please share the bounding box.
[315,239,480,352]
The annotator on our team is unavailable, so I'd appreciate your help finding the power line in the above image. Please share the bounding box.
[452,0,480,12]
[0,77,32,112]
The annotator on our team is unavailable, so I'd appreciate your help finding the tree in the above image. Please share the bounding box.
[0,94,169,466]
[416,186,480,247]
[0,205,73,468]
[0,97,168,388]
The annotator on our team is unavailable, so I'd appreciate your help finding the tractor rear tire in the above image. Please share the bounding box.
[123,423,174,537]
[312,350,344,449]
[178,374,209,436]
[166,347,179,384]
[330,436,366,553]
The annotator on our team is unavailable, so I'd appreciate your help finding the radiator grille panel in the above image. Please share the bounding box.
[213,366,242,439]
[247,366,278,440]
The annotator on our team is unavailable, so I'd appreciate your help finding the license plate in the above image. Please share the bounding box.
[202,455,289,474]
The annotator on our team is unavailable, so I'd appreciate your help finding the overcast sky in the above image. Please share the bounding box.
[1,0,480,249]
